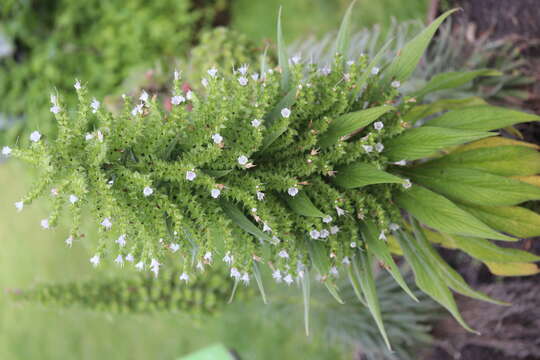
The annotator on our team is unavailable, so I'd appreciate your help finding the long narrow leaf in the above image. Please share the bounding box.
[252,262,268,304]
[285,191,326,217]
[335,0,357,57]
[403,97,487,124]
[220,200,272,242]
[301,268,310,336]
[395,186,513,241]
[333,162,404,189]
[277,6,290,92]
[319,105,394,148]
[354,40,393,98]
[411,69,501,98]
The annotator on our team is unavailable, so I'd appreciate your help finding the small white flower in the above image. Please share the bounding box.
[238,64,249,75]
[131,103,144,116]
[290,55,301,65]
[174,69,181,81]
[74,80,81,90]
[65,236,73,247]
[323,215,333,224]
[85,133,94,140]
[281,108,291,118]
[139,90,149,103]
[251,208,257,213]
[90,98,100,113]
[30,131,42,143]
[402,179,412,189]
[375,143,384,153]
[2,146,12,156]
[170,243,180,252]
[251,73,259,81]
[150,258,160,277]
[283,274,294,285]
[90,254,100,267]
[135,261,144,271]
[320,229,330,238]
[342,256,351,265]
[320,66,331,75]
[379,230,387,241]
[394,159,407,166]
[389,223,400,231]
[97,130,104,142]
[241,272,250,285]
[230,267,241,279]
[373,121,384,131]
[251,119,262,128]
[40,218,50,229]
[287,187,298,197]
[256,191,265,201]
[51,188,59,196]
[330,266,339,276]
[14,201,24,212]
[330,225,340,235]
[238,77,248,86]
[186,91,194,100]
[116,234,127,247]
[263,222,272,233]
[126,253,134,262]
[278,250,289,259]
[271,236,281,245]
[350,242,357,248]
[171,95,186,105]
[310,230,320,239]
[204,251,213,262]
[101,217,112,229]
[223,251,233,265]
[207,67,218,78]
[186,170,197,181]
[335,206,346,216]
[211,188,221,199]
[69,194,78,204]
[114,254,124,267]
[211,133,223,144]
[362,145,373,153]
[391,80,401,89]
[371,67,380,75]
[143,186,153,197]
[179,272,190,282]
[50,105,61,114]
[196,261,204,271]
[272,270,282,282]
[201,78,209,88]
[237,155,249,166]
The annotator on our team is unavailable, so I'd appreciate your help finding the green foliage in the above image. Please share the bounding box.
[0,0,215,143]
[5,7,540,349]
[10,266,251,315]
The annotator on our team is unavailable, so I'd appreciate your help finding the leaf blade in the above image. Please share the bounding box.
[285,191,326,217]
[333,162,404,189]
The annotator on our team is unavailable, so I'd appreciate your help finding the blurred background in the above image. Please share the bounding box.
[1,1,539,359]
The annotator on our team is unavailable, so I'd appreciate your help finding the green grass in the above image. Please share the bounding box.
[231,0,428,43]
[0,160,344,359]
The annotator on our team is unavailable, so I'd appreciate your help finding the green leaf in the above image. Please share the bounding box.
[384,126,495,161]
[277,6,289,92]
[406,167,540,206]
[252,262,268,304]
[403,97,487,124]
[219,200,272,243]
[308,241,332,275]
[202,169,232,178]
[457,204,540,238]
[301,268,311,336]
[361,221,418,301]
[354,39,393,97]
[412,69,501,98]
[395,186,513,241]
[335,0,357,58]
[285,191,326,217]
[396,231,477,333]
[428,105,540,131]
[347,263,367,306]
[447,234,540,263]
[355,250,392,350]
[261,88,296,149]
[333,162,404,189]
[485,262,540,276]
[324,281,345,305]
[451,136,539,153]
[410,220,507,305]
[178,344,235,360]
[318,105,394,148]
[384,9,459,83]
[417,145,540,176]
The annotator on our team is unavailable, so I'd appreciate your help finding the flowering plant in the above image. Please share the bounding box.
[4,5,540,347]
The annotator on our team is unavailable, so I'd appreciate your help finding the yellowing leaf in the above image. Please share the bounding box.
[485,262,540,276]
[451,137,539,153]
[512,176,540,187]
